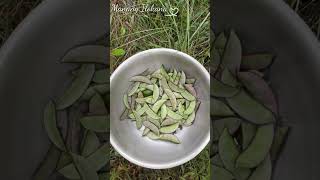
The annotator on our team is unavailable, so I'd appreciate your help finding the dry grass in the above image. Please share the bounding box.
[0,0,41,45]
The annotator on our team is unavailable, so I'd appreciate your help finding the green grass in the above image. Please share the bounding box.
[110,0,210,179]
[110,146,210,180]
[110,0,210,71]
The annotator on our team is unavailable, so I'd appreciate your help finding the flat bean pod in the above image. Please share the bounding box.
[181,90,195,101]
[236,124,274,168]
[164,88,177,110]
[159,134,180,144]
[161,118,178,126]
[143,121,160,136]
[130,75,152,84]
[121,65,200,144]
[184,100,196,115]
[167,108,183,120]
[160,122,179,134]
[128,82,140,96]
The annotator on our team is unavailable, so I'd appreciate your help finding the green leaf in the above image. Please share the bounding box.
[120,27,126,36]
[43,101,66,151]
[111,48,126,57]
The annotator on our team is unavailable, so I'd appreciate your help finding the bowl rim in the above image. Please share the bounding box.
[110,48,210,169]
